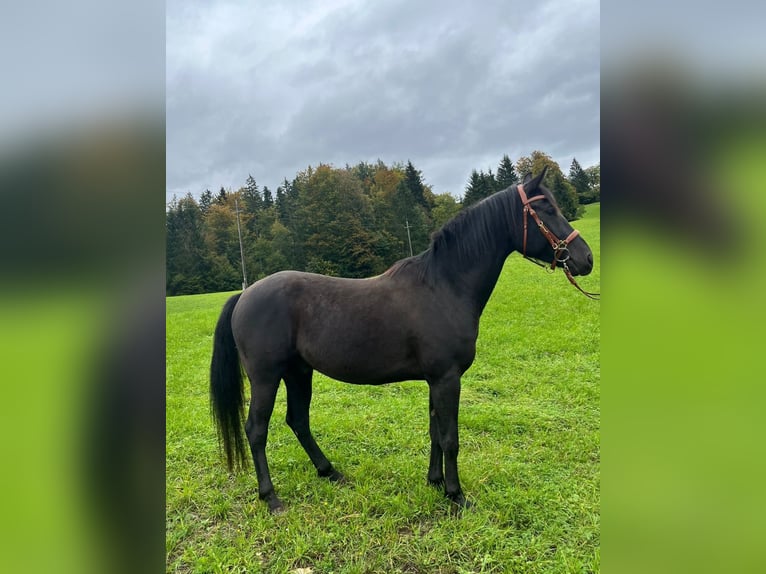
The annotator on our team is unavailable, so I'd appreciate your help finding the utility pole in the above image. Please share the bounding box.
[234,196,248,290]
[404,219,413,257]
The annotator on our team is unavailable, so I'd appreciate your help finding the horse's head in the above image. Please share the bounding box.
[516,168,594,277]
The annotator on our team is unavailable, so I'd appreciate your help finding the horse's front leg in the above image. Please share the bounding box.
[427,394,444,488]
[428,374,470,508]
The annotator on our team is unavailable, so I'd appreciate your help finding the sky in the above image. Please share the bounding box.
[166,0,599,202]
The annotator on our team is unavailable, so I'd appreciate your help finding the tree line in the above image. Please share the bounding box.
[166,152,599,295]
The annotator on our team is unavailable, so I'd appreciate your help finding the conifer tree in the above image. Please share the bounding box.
[242,175,263,213]
[481,169,497,196]
[403,160,428,209]
[166,194,210,295]
[569,158,590,202]
[199,189,213,214]
[275,185,288,223]
[463,170,483,207]
[262,186,274,209]
[496,154,518,190]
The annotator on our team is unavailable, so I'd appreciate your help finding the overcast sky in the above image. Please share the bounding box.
[167,0,599,202]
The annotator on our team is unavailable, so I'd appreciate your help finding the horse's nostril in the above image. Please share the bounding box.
[587,252,593,265]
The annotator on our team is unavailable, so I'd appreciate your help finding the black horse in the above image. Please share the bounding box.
[210,169,595,512]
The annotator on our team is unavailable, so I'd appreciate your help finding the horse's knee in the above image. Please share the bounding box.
[246,421,269,448]
[440,437,459,456]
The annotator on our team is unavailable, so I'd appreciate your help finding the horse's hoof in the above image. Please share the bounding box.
[319,467,347,484]
[267,497,285,513]
[328,470,347,484]
[447,492,474,513]
[427,477,445,489]
[261,492,285,513]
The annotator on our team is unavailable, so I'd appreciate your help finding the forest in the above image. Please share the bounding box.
[166,151,599,295]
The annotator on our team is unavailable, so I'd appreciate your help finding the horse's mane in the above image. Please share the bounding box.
[384,188,518,287]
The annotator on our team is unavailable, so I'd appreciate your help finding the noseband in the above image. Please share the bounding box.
[517,184,600,300]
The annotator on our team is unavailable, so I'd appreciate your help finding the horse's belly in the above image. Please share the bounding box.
[314,365,418,386]
[297,329,420,385]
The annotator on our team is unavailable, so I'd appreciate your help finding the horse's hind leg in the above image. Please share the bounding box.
[284,363,344,483]
[244,369,283,512]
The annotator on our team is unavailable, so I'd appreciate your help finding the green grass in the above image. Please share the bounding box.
[167,204,600,574]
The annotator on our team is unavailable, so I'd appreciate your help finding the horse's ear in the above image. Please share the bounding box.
[525,166,548,190]
[522,172,533,184]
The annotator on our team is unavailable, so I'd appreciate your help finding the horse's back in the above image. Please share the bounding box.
[230,270,387,362]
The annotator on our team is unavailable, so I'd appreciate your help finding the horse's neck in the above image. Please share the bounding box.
[458,249,509,316]
[429,190,520,316]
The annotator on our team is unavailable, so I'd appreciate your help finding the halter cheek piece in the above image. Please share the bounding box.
[517,184,599,300]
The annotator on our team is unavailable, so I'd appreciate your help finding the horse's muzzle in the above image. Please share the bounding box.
[568,252,593,276]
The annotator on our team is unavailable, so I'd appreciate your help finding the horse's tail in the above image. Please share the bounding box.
[210,292,248,472]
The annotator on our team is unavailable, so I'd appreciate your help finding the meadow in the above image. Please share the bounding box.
[167,204,600,574]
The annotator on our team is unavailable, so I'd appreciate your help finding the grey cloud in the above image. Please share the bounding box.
[167,0,599,200]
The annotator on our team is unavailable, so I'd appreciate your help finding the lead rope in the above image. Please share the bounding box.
[563,263,600,299]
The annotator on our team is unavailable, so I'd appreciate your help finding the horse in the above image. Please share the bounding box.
[209,168,595,512]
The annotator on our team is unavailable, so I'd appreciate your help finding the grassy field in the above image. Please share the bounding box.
[167,204,600,574]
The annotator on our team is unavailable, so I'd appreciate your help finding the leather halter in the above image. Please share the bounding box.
[517,184,600,300]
